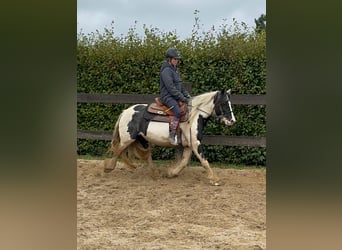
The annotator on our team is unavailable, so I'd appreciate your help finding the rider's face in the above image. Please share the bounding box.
[171,58,179,66]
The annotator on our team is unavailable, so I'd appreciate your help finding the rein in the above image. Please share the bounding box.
[187,97,214,116]
[188,105,212,116]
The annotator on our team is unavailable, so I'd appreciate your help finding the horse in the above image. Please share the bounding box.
[103,89,236,185]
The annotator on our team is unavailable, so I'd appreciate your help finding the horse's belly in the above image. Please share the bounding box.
[145,122,170,146]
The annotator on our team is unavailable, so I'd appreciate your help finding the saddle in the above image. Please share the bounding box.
[145,97,188,123]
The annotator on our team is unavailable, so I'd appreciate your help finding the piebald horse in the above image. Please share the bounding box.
[104,90,236,185]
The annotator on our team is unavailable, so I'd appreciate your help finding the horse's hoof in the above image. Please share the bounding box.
[104,168,114,173]
[166,173,178,178]
[210,180,222,186]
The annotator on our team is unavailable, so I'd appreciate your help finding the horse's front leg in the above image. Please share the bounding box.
[191,141,221,186]
[168,146,192,177]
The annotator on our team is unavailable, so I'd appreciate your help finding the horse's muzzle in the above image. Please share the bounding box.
[222,117,236,126]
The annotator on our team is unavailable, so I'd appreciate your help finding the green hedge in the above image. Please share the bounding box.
[77,20,266,166]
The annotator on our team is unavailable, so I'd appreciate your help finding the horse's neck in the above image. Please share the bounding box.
[192,105,212,117]
[191,93,215,117]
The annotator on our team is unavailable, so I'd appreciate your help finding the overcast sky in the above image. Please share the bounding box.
[77,0,266,39]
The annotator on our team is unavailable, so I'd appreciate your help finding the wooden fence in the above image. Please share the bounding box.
[77,92,266,147]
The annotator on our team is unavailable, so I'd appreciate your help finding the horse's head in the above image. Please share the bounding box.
[213,89,236,126]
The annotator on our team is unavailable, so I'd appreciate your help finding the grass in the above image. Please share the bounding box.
[78,155,107,160]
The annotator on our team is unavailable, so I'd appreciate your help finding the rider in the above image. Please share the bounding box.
[159,47,191,145]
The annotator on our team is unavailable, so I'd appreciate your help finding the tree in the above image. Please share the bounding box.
[254,14,266,33]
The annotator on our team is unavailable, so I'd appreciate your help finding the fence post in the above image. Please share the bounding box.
[183,82,192,93]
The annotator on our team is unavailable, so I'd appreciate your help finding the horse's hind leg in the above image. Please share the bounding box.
[132,141,159,179]
[146,149,160,180]
[120,148,138,170]
[120,140,158,179]
[104,140,134,173]
[168,147,192,177]
[103,157,119,173]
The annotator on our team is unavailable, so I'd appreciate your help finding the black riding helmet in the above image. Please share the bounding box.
[165,48,181,59]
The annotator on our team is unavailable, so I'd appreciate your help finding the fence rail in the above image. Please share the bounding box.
[77,129,266,147]
[77,93,266,105]
[77,92,266,148]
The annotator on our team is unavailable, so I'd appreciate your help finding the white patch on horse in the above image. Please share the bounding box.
[144,122,170,146]
[228,101,236,123]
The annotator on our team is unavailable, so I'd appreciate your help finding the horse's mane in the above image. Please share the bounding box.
[188,91,217,122]
[191,91,217,107]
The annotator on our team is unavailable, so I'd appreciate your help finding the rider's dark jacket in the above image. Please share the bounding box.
[159,61,189,104]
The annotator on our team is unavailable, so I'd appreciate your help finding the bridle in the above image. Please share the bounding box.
[188,93,232,118]
[215,96,233,118]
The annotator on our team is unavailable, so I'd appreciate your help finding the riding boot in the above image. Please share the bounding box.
[169,116,180,145]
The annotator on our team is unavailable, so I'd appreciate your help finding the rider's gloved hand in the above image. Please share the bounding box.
[182,97,190,104]
[185,95,192,103]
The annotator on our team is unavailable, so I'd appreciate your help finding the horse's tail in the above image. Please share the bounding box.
[107,113,149,168]
[107,113,122,154]
[106,103,152,170]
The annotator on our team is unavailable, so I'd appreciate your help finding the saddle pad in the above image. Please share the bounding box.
[143,109,189,123]
[147,102,187,116]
